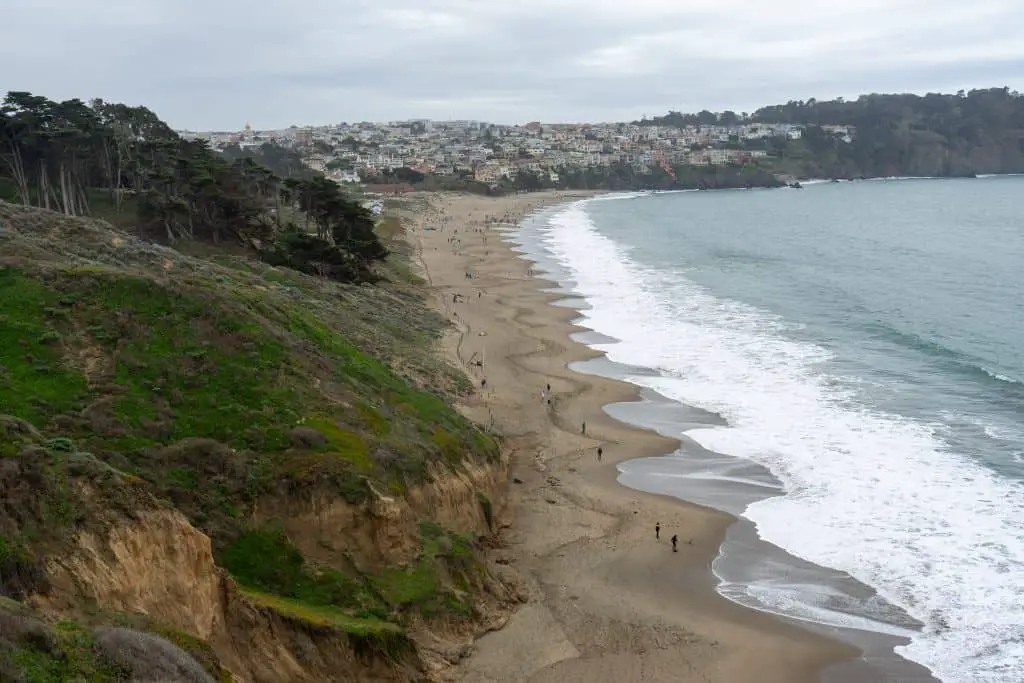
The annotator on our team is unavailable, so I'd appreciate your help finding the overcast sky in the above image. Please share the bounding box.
[5,0,1024,130]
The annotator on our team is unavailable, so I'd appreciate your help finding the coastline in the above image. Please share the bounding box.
[395,190,857,682]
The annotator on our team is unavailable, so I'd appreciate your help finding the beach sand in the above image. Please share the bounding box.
[394,190,857,683]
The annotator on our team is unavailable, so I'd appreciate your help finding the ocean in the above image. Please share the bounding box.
[511,178,1024,683]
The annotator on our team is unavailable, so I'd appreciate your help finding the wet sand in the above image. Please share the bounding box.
[393,190,859,683]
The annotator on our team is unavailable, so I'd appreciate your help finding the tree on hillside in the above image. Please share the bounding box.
[0,90,389,283]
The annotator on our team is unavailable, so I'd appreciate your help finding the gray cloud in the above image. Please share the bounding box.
[4,0,1023,129]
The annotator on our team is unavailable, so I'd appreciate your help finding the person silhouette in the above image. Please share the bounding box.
[655,522,660,539]
[671,535,678,552]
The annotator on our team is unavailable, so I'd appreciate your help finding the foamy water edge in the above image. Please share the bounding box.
[509,194,1024,683]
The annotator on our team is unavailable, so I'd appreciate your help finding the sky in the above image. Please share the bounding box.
[4,0,1024,130]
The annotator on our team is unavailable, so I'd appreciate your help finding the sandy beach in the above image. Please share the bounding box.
[393,190,857,683]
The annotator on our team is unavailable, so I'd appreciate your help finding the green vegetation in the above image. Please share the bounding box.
[5,620,129,682]
[0,232,498,538]
[0,91,387,283]
[366,159,781,193]
[218,529,387,621]
[240,590,400,636]
[220,522,482,640]
[220,141,315,180]
[0,600,224,683]
[0,91,504,675]
[0,186,502,675]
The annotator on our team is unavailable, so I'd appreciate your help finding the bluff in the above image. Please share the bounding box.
[641,87,1024,179]
[0,201,517,681]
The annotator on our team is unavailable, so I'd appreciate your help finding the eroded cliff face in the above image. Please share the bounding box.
[253,457,510,570]
[39,509,223,641]
[31,455,513,683]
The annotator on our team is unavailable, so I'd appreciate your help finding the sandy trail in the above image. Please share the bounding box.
[393,191,854,683]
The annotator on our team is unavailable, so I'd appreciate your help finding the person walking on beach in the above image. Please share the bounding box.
[655,522,660,539]
[597,446,603,462]
[546,383,551,393]
[671,534,678,552]
[581,421,587,435]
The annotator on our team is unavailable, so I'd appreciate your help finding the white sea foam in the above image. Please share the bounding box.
[535,200,1024,683]
[982,367,1021,385]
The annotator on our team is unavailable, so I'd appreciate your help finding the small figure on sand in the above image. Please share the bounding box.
[671,534,678,552]
[546,383,551,393]
[481,378,487,390]
[581,421,587,435]
[597,446,603,462]
[655,522,660,539]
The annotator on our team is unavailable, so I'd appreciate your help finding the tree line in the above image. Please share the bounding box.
[365,160,781,195]
[0,91,386,282]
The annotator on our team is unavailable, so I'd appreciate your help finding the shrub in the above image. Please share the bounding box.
[0,611,57,653]
[260,233,376,284]
[37,331,62,345]
[218,530,304,596]
[46,437,74,453]
[0,535,46,600]
[93,628,214,683]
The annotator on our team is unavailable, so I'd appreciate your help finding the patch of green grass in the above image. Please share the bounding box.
[166,466,198,490]
[373,558,439,608]
[2,226,502,622]
[241,589,400,636]
[220,523,486,630]
[218,530,388,619]
[0,268,305,457]
[0,269,89,427]
[77,274,300,453]
[304,417,373,472]
[355,401,389,437]
[218,529,305,596]
[285,311,499,477]
[369,521,480,620]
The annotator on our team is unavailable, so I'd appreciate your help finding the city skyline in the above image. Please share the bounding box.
[4,0,1024,130]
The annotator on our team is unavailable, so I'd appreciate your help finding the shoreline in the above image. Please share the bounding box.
[509,199,939,683]
[396,190,857,682]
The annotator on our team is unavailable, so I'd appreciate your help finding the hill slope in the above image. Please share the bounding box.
[0,201,514,682]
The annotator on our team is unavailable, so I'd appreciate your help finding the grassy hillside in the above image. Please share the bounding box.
[0,200,501,677]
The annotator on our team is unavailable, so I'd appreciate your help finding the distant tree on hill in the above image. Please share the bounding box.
[362,167,425,185]
[221,141,315,180]
[639,87,1024,177]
